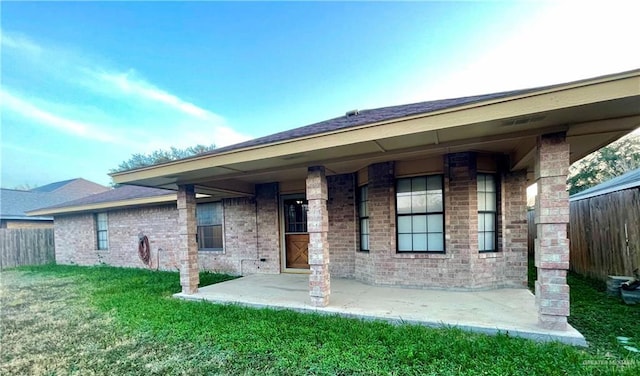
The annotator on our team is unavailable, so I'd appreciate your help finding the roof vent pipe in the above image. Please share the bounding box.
[345,109,359,117]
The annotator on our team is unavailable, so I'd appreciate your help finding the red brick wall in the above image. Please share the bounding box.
[349,156,528,289]
[327,174,356,278]
[54,185,283,275]
[501,170,528,287]
[54,205,181,270]
[54,213,98,265]
[53,157,528,290]
[256,183,281,274]
[200,183,281,275]
[199,197,257,274]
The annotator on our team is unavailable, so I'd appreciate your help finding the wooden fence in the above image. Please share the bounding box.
[569,189,640,280]
[0,228,55,269]
[528,189,640,281]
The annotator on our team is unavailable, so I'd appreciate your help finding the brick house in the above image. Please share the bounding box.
[31,70,640,332]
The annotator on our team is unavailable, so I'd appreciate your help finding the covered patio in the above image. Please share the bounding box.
[175,273,587,346]
[113,69,640,341]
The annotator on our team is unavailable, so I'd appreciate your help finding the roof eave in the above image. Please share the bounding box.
[112,69,640,186]
[27,194,178,216]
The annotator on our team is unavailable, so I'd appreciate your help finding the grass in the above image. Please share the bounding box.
[568,273,640,357]
[1,265,638,375]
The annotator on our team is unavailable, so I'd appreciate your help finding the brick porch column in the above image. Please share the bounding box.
[306,166,330,307]
[534,133,570,330]
[502,170,528,287]
[177,184,199,294]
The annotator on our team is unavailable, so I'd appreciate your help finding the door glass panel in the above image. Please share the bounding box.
[284,199,308,233]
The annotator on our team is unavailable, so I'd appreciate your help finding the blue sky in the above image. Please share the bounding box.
[2,1,639,188]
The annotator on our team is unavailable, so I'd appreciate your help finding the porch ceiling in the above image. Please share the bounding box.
[112,70,640,197]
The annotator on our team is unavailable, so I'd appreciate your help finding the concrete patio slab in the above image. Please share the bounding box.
[175,273,587,347]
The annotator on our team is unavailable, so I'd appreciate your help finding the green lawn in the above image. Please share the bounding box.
[1,265,638,375]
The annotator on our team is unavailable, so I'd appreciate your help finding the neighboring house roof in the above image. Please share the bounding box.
[1,189,61,221]
[30,178,109,196]
[570,167,640,202]
[1,178,109,221]
[27,185,177,216]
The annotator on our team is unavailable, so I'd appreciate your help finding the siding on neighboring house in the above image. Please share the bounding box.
[1,220,54,229]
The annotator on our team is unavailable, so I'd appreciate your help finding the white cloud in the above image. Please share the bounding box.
[0,89,128,144]
[2,29,251,152]
[90,70,221,120]
[0,30,42,55]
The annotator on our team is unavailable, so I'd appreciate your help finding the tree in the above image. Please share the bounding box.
[567,133,640,195]
[110,144,216,173]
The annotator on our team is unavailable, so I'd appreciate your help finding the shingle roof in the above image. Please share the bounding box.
[570,167,640,201]
[30,179,76,192]
[31,178,109,195]
[200,88,541,157]
[2,178,109,221]
[33,185,174,212]
[1,189,60,220]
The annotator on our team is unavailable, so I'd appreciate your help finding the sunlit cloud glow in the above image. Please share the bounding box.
[1,89,123,144]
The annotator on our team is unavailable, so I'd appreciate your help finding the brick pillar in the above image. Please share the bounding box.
[444,152,477,287]
[177,184,199,294]
[502,170,528,287]
[306,166,330,307]
[534,133,570,330]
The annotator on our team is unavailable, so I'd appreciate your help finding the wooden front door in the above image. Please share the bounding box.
[284,198,309,269]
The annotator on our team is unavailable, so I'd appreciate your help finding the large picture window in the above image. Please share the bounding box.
[478,174,497,252]
[358,185,369,251]
[196,202,223,251]
[396,175,444,252]
[95,212,108,250]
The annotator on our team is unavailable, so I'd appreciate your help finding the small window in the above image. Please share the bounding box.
[197,202,223,250]
[478,174,497,252]
[396,175,444,252]
[358,185,369,251]
[95,213,108,250]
